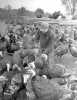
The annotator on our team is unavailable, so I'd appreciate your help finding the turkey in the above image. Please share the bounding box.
[31,75,72,100]
[54,44,68,59]
[0,37,8,51]
[69,39,77,57]
[6,42,20,54]
[40,63,70,79]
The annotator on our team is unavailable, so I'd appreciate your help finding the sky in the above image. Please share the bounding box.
[0,0,66,14]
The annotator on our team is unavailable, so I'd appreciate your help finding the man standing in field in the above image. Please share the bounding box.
[35,22,55,64]
[35,22,55,54]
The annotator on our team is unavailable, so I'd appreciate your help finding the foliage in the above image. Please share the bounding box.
[0,7,35,24]
[35,8,44,18]
[52,11,61,19]
[61,0,77,16]
[17,7,26,16]
[4,5,12,10]
[48,11,61,19]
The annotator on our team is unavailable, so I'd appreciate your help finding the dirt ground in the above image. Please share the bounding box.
[56,53,77,76]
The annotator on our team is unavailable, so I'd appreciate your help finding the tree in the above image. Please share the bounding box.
[4,5,12,10]
[61,0,77,17]
[52,11,61,19]
[17,7,26,16]
[48,11,61,19]
[35,8,44,18]
[4,5,13,22]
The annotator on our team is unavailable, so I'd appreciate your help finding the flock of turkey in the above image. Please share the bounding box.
[0,21,76,100]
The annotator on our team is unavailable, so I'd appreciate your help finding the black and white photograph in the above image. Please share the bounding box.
[0,0,77,100]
